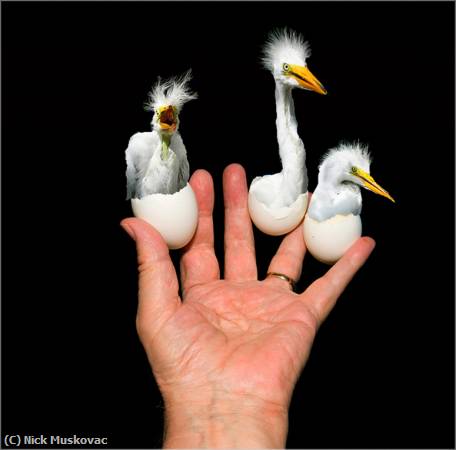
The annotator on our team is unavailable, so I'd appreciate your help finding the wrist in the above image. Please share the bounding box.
[162,389,288,448]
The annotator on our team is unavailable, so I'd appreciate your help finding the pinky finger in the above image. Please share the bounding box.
[301,237,376,327]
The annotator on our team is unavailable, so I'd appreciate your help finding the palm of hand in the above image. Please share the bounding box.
[145,279,318,408]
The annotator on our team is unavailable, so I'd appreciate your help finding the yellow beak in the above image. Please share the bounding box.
[288,64,327,95]
[353,168,395,203]
[158,105,177,131]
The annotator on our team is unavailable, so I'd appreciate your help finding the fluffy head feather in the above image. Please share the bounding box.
[320,141,372,172]
[262,28,311,71]
[145,70,197,112]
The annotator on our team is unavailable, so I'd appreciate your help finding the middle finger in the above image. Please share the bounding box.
[223,164,257,282]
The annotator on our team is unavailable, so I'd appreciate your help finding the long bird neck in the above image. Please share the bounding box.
[275,84,298,135]
[275,82,307,196]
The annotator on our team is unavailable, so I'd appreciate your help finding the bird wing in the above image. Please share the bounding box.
[171,133,190,190]
[125,132,159,199]
[308,184,362,222]
[125,149,137,200]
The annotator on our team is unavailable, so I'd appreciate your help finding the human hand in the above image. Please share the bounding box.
[121,164,375,448]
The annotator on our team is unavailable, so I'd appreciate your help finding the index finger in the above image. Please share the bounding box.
[180,170,220,296]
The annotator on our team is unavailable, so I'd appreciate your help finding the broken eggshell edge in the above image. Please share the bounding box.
[248,188,308,236]
[131,183,198,250]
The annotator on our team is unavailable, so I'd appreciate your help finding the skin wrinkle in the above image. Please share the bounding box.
[228,287,275,319]
[136,297,180,352]
[157,336,223,389]
[269,248,303,278]
[223,169,256,280]
[183,239,214,254]
[165,407,284,449]
[169,329,209,380]
[191,296,273,336]
[181,257,212,287]
[187,281,227,305]
[224,236,256,260]
[192,301,246,335]
[186,218,215,246]
[166,385,289,418]
[180,249,220,295]
[138,261,178,291]
[301,291,325,328]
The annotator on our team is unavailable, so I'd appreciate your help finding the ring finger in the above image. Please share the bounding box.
[265,223,306,290]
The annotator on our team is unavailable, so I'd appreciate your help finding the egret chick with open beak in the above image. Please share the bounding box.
[125,70,199,249]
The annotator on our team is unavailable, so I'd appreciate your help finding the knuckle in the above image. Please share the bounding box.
[304,304,321,331]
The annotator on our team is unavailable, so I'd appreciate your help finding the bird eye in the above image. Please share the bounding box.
[282,63,290,72]
[351,166,357,174]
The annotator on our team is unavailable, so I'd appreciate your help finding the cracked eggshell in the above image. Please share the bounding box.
[131,183,198,250]
[303,213,362,264]
[248,189,308,236]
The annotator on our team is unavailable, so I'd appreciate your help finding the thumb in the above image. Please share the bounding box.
[121,218,180,341]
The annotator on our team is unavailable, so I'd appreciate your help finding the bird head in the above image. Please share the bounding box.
[262,28,327,95]
[145,70,198,135]
[320,143,395,202]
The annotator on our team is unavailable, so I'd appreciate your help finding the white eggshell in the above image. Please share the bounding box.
[303,214,362,264]
[248,190,308,236]
[131,183,198,250]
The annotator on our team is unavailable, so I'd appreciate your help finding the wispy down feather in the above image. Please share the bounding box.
[144,70,198,112]
[262,27,311,71]
[320,141,372,169]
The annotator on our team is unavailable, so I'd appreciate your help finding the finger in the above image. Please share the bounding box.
[265,223,306,290]
[301,237,376,326]
[223,164,257,281]
[121,218,181,339]
[180,170,220,296]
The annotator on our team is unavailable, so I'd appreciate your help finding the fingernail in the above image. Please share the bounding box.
[121,221,136,241]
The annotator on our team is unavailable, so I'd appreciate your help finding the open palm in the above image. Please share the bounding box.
[121,164,375,447]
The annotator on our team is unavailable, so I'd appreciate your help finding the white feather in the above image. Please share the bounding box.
[250,28,310,209]
[144,69,197,113]
[125,132,159,199]
[126,71,196,199]
[262,27,311,71]
[308,142,372,221]
[125,131,190,198]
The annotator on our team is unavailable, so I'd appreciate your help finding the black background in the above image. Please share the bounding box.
[2,1,454,448]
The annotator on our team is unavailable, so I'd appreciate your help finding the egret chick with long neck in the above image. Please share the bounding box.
[248,28,327,236]
[303,142,395,264]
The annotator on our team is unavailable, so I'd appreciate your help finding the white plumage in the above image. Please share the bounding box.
[304,142,394,264]
[126,71,197,199]
[144,70,197,113]
[249,28,327,211]
[262,28,311,75]
[308,142,372,222]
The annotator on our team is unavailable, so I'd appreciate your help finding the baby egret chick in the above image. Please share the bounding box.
[126,70,197,199]
[303,143,395,264]
[125,71,199,250]
[248,28,327,236]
